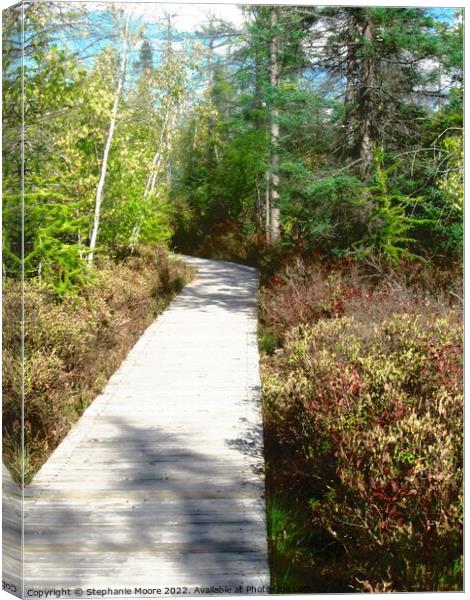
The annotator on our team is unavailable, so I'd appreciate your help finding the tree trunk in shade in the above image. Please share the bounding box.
[268,6,281,243]
[358,15,375,177]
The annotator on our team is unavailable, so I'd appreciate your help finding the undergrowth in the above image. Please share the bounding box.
[259,254,463,592]
[2,245,193,483]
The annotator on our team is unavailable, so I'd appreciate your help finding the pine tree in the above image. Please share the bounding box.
[135,39,153,73]
[319,7,440,176]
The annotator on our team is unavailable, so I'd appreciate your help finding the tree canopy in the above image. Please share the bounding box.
[2,3,463,294]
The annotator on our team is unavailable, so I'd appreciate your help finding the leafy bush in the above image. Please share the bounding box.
[2,280,23,477]
[259,256,364,338]
[2,245,192,482]
[261,289,462,591]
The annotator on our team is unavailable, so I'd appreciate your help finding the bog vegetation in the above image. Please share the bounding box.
[259,258,462,591]
[2,2,463,592]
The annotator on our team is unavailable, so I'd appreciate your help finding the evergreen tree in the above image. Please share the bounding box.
[135,39,153,73]
[319,7,441,174]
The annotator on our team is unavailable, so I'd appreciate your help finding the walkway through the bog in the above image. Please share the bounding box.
[19,257,268,596]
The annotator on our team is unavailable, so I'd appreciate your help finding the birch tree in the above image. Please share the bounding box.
[87,10,131,266]
[128,14,190,252]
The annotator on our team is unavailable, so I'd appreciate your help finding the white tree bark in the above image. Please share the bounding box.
[87,12,130,266]
[129,14,183,252]
[129,102,175,251]
[146,102,175,197]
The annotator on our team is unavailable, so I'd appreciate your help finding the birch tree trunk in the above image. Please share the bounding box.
[87,12,130,266]
[129,102,175,251]
[267,6,281,243]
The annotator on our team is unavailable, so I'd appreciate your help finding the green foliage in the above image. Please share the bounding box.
[384,120,463,258]
[354,152,429,264]
[268,498,304,558]
[3,3,463,283]
[173,91,269,244]
[258,327,283,355]
[2,3,193,294]
[282,175,366,252]
[172,8,463,264]
[437,135,463,211]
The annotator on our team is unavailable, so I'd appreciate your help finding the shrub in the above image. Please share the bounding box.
[2,279,23,480]
[2,245,192,482]
[261,310,463,591]
[259,255,461,340]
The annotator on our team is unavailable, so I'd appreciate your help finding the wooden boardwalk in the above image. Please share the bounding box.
[4,257,269,597]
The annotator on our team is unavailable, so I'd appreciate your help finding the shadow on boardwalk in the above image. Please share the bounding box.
[24,418,267,592]
[171,259,259,315]
[20,255,269,596]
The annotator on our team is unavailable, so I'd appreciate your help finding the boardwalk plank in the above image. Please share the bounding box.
[4,256,269,597]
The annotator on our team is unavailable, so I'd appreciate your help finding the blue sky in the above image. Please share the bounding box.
[47,3,460,76]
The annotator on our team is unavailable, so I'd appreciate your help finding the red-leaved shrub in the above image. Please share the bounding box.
[261,257,463,591]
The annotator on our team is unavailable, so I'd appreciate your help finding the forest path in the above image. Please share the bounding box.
[21,256,269,597]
